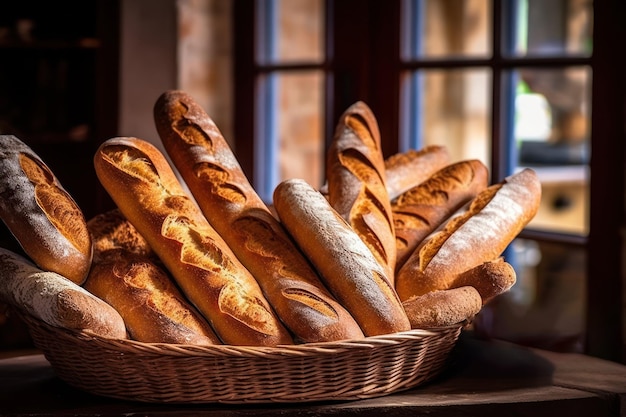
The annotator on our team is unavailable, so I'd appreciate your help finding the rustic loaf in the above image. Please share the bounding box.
[0,247,126,338]
[0,135,92,285]
[153,90,363,342]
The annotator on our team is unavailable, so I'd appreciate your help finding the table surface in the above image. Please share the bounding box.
[1,331,625,417]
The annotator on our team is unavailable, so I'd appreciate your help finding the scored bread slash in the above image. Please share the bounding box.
[273,178,410,337]
[0,135,93,285]
[153,90,364,343]
[395,168,541,301]
[0,247,127,339]
[93,137,293,346]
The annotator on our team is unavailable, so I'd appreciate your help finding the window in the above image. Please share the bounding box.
[234,0,626,362]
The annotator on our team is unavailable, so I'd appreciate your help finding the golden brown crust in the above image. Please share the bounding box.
[402,286,482,328]
[395,168,541,300]
[451,257,517,304]
[84,253,220,345]
[392,159,488,271]
[384,145,451,200]
[93,136,292,346]
[0,135,92,285]
[153,90,363,343]
[87,208,157,264]
[0,247,126,338]
[273,178,410,337]
[326,101,396,281]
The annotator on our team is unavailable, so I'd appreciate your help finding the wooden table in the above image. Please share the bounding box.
[1,331,625,416]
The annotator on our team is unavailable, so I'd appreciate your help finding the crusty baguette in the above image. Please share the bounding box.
[153,90,364,343]
[93,137,292,346]
[273,178,410,336]
[384,145,451,200]
[392,159,488,271]
[402,286,482,329]
[451,257,517,304]
[0,135,92,285]
[326,101,397,281]
[395,168,541,301]
[0,247,126,338]
[84,253,220,345]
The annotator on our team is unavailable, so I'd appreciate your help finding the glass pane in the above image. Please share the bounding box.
[475,238,587,353]
[402,68,491,169]
[510,0,593,57]
[256,71,324,202]
[257,0,324,64]
[514,67,591,235]
[403,0,491,59]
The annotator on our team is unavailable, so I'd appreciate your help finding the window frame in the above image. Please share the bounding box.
[233,0,626,362]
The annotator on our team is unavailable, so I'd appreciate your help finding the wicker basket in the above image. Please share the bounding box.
[20,312,464,404]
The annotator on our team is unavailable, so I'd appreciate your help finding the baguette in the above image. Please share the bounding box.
[0,135,92,284]
[93,137,292,346]
[0,247,126,339]
[392,159,488,270]
[402,286,482,329]
[153,90,363,342]
[384,145,451,200]
[395,168,541,301]
[84,254,221,345]
[273,178,410,336]
[326,101,396,281]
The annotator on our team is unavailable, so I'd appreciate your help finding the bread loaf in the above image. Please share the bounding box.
[326,101,397,281]
[84,254,221,345]
[402,286,482,329]
[0,247,126,338]
[273,178,410,336]
[392,159,488,270]
[395,168,541,301]
[93,137,292,346]
[153,90,363,342]
[0,135,92,285]
[384,145,451,200]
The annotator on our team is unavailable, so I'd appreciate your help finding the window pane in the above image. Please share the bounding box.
[402,68,491,169]
[256,71,324,202]
[514,67,591,235]
[510,0,593,57]
[403,0,491,59]
[257,0,324,64]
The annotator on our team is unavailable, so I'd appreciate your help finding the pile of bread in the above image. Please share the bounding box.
[0,90,541,347]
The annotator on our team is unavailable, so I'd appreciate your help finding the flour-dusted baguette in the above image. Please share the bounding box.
[392,159,489,270]
[273,178,410,336]
[384,145,451,200]
[326,101,397,281]
[93,137,292,346]
[0,247,126,338]
[153,90,363,343]
[0,135,92,285]
[396,168,541,301]
[402,286,482,329]
[84,254,221,345]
